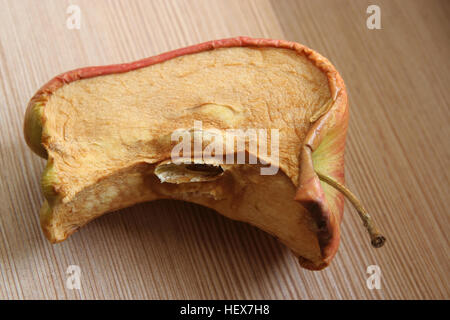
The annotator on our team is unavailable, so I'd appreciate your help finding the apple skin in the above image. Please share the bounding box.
[296,81,348,269]
[24,37,348,270]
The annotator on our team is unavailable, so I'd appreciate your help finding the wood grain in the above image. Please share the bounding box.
[0,0,448,299]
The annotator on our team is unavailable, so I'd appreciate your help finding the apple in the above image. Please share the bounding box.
[24,37,384,270]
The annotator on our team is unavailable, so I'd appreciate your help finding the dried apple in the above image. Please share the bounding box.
[24,37,384,270]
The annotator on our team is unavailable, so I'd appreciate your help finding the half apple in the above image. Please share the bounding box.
[24,37,384,270]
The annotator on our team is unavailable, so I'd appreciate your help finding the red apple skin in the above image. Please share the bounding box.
[296,79,348,269]
[24,37,348,270]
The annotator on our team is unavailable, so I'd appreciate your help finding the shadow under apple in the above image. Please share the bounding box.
[51,199,295,299]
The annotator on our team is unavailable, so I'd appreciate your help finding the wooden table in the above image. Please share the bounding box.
[0,0,448,299]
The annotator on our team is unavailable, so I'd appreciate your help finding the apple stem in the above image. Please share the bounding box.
[315,170,386,248]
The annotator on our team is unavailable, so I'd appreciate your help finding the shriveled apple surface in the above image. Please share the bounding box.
[0,0,449,299]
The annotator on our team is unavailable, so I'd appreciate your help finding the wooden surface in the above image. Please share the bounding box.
[0,0,449,300]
